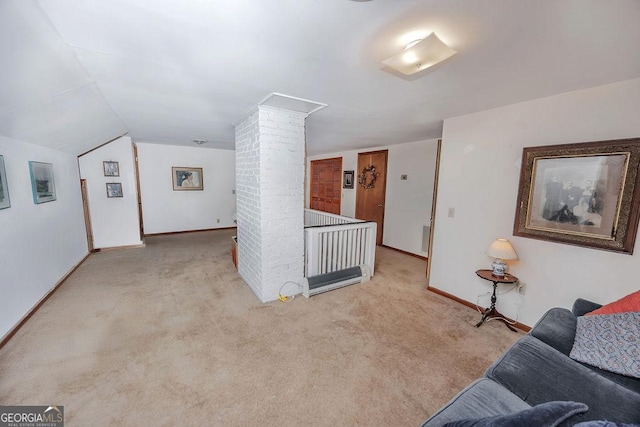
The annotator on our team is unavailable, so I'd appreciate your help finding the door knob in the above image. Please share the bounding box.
[377,203,384,207]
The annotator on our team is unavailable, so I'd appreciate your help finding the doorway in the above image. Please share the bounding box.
[80,179,94,252]
[133,144,144,239]
[355,150,388,246]
[310,157,342,215]
[426,139,442,282]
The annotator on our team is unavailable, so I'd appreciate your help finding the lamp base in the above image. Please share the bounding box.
[491,259,507,277]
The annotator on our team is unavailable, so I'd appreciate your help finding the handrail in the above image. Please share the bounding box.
[304,208,363,228]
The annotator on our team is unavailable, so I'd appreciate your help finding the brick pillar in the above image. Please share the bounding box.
[235,105,307,302]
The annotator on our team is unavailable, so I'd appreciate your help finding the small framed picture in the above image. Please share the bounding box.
[343,170,354,189]
[172,167,203,191]
[0,155,10,210]
[103,161,120,177]
[29,161,56,204]
[106,182,123,198]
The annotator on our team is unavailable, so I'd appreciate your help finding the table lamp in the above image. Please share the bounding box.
[486,238,518,277]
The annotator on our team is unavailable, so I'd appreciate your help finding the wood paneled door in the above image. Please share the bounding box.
[310,157,342,215]
[355,150,388,246]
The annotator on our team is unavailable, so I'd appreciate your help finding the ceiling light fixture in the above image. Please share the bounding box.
[192,139,208,145]
[382,32,456,75]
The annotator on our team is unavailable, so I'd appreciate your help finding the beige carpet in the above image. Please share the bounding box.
[0,229,520,426]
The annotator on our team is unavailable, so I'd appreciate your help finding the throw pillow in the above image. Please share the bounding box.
[443,401,588,427]
[570,311,640,379]
[586,290,640,315]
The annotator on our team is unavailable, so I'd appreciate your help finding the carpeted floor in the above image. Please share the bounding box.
[0,229,520,426]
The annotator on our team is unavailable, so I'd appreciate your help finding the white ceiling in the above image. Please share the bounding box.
[1,0,639,155]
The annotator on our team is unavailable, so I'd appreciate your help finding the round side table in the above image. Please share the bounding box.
[474,269,519,332]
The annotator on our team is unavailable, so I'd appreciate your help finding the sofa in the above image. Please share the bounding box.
[422,298,640,426]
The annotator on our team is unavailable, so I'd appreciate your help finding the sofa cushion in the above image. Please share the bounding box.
[574,422,640,427]
[570,312,640,379]
[442,401,588,427]
[529,307,577,355]
[586,290,640,316]
[421,378,531,427]
[485,335,640,423]
[530,304,640,393]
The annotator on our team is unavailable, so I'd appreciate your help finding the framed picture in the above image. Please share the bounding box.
[103,161,120,177]
[0,155,10,210]
[28,161,56,204]
[172,167,203,191]
[343,170,354,189]
[513,138,640,254]
[106,182,123,198]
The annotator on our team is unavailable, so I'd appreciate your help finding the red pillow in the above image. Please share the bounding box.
[586,290,640,315]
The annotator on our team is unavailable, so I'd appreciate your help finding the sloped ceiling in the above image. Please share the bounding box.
[0,1,127,155]
[1,1,640,156]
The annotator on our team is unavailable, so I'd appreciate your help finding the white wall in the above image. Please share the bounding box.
[307,139,438,256]
[431,77,640,327]
[136,143,236,234]
[78,136,143,249]
[0,136,88,338]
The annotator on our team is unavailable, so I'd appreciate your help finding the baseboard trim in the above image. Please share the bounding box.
[427,285,531,332]
[144,226,237,237]
[380,245,427,260]
[94,242,146,252]
[0,252,92,350]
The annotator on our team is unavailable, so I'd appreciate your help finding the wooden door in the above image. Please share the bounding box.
[80,179,94,252]
[310,157,342,215]
[355,150,388,245]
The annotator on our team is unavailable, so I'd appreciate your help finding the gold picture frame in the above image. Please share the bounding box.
[172,167,203,191]
[513,137,640,254]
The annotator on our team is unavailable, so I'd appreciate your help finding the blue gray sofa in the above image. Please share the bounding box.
[422,299,640,426]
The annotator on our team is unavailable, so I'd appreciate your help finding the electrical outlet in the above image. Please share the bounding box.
[518,283,526,294]
[448,207,455,218]
[401,174,408,180]
[217,218,220,223]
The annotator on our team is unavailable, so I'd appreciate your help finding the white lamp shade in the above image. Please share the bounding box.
[382,33,457,75]
[486,238,518,260]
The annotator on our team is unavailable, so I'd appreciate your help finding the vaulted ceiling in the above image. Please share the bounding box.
[1,1,639,155]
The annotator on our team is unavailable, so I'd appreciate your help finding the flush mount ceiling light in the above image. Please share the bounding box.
[192,139,208,145]
[382,32,456,75]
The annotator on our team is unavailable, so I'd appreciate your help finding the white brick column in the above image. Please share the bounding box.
[235,105,307,302]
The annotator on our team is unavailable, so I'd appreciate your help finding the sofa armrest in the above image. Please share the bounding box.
[421,378,530,427]
[572,298,601,316]
[485,336,640,424]
[529,308,576,356]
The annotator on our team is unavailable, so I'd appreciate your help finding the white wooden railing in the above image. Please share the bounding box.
[304,209,376,277]
[304,209,358,227]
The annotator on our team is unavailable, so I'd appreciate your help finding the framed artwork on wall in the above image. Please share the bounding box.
[103,161,120,177]
[0,155,10,210]
[513,137,640,254]
[172,167,203,191]
[106,182,123,198]
[343,170,354,189]
[28,161,56,204]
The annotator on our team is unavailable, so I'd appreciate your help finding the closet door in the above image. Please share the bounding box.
[310,157,342,215]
